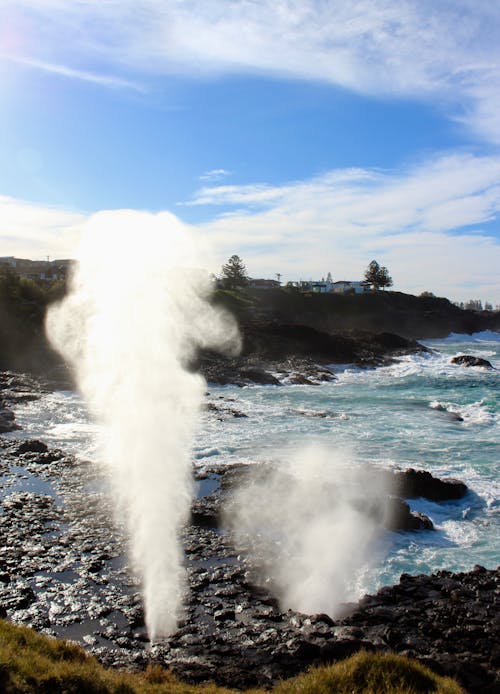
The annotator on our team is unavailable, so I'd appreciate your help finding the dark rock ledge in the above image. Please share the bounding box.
[451,355,494,369]
[192,462,465,533]
[0,371,51,433]
[197,323,428,386]
[1,441,496,691]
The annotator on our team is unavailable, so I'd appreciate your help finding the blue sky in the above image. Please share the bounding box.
[1,1,500,304]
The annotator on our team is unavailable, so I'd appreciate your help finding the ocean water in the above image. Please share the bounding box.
[6,332,500,602]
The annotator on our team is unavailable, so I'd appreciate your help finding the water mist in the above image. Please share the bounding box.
[227,445,388,617]
[46,210,240,639]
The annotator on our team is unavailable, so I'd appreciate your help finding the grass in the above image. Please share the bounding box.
[273,651,464,693]
[0,619,464,693]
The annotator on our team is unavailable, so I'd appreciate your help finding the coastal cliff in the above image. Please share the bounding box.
[2,275,499,377]
[212,287,500,340]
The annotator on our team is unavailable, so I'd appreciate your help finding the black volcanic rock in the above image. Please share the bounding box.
[240,322,427,365]
[198,322,428,386]
[16,439,49,454]
[1,432,497,693]
[451,355,493,368]
[390,468,468,502]
[238,366,281,385]
[0,371,496,693]
[344,565,499,693]
[0,371,52,434]
[384,497,434,531]
[0,409,19,433]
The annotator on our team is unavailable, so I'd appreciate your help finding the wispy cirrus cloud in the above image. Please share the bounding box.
[197,168,232,183]
[2,54,145,91]
[2,1,500,141]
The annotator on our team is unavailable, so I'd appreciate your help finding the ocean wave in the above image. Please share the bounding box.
[194,447,221,459]
[428,330,500,344]
[429,399,497,425]
[333,351,455,383]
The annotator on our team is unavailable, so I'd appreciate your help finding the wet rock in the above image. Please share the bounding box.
[390,468,468,501]
[238,367,281,386]
[1,425,498,693]
[0,371,51,432]
[385,497,434,531]
[451,355,493,368]
[431,403,464,422]
[205,402,248,419]
[214,608,235,622]
[1,584,36,610]
[16,440,49,454]
[0,413,20,433]
[445,410,464,422]
[198,322,425,387]
[288,373,317,386]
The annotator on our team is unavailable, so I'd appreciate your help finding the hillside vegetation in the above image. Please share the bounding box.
[0,619,463,694]
[0,266,65,373]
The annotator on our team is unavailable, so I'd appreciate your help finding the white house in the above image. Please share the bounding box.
[332,280,371,294]
[0,257,74,281]
[248,278,281,289]
[286,279,333,293]
[310,280,333,293]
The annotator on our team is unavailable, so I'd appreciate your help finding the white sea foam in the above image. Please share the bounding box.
[433,331,500,343]
[4,391,99,460]
[429,399,497,425]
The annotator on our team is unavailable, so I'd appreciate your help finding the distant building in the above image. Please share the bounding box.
[286,281,312,291]
[286,280,330,292]
[286,278,370,294]
[309,280,333,293]
[332,280,371,294]
[248,278,281,289]
[0,257,74,282]
[0,256,17,268]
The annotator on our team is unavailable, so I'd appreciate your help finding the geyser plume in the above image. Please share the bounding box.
[227,445,387,617]
[46,210,240,639]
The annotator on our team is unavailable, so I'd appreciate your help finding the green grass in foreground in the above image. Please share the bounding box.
[0,619,464,693]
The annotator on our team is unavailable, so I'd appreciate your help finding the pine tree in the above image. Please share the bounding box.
[220,255,249,290]
[364,260,393,290]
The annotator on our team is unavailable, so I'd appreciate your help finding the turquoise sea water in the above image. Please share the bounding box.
[7,332,500,603]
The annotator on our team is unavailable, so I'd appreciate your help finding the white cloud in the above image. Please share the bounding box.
[197,168,232,182]
[0,196,84,259]
[2,54,145,91]
[2,151,500,303]
[193,152,500,302]
[2,1,500,141]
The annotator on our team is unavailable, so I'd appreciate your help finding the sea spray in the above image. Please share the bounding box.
[227,445,388,616]
[46,210,240,638]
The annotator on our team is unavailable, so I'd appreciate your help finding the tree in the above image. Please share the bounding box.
[220,255,249,290]
[364,260,393,290]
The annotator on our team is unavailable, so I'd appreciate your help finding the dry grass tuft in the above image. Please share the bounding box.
[0,620,464,693]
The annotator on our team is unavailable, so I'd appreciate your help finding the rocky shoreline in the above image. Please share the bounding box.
[0,371,498,693]
[197,322,429,386]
